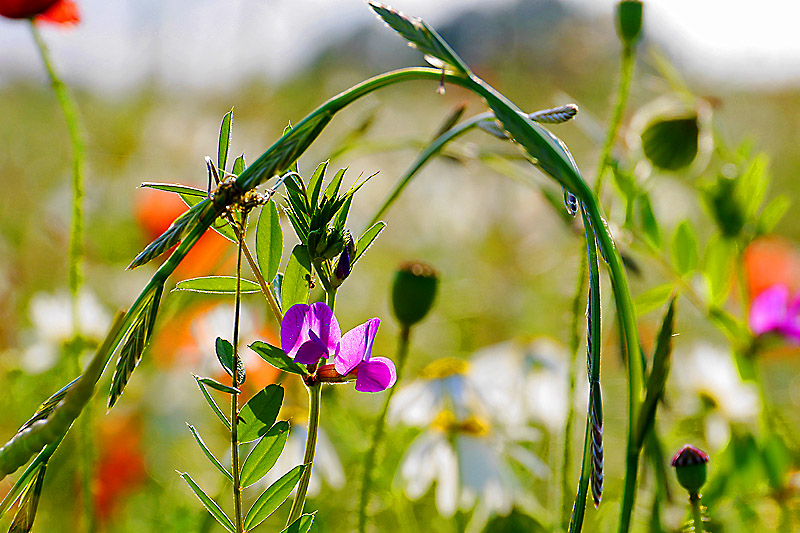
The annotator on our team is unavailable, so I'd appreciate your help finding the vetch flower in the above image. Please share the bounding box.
[281,303,396,392]
[749,284,800,344]
[0,0,79,24]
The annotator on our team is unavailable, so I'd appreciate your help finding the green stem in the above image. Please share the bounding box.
[30,22,92,530]
[326,287,338,312]
[231,221,245,533]
[287,383,321,525]
[237,227,283,326]
[596,46,635,195]
[358,326,411,533]
[689,493,705,533]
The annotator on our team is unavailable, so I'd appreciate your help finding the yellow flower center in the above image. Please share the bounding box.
[419,357,470,379]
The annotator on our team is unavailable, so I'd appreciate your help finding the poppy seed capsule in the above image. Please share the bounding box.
[392,261,438,328]
[671,444,709,493]
[616,0,643,47]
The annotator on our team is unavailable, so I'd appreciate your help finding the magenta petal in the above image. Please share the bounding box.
[294,339,328,365]
[749,285,790,335]
[355,356,397,393]
[308,302,341,354]
[335,318,380,376]
[281,303,311,357]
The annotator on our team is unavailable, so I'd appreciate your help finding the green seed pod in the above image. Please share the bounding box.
[671,444,709,494]
[616,0,643,47]
[392,261,439,328]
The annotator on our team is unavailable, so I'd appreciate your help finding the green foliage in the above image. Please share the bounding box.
[238,385,284,443]
[249,341,308,376]
[641,115,699,171]
[243,464,307,530]
[256,201,283,284]
[671,221,699,275]
[281,245,312,310]
[180,472,235,532]
[218,108,234,174]
[240,422,290,488]
[215,337,246,385]
[174,276,261,294]
[187,424,233,482]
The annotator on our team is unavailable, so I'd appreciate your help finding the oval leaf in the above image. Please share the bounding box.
[174,276,261,295]
[256,201,283,284]
[216,338,246,385]
[243,464,306,530]
[249,341,308,376]
[280,245,312,311]
[671,220,698,275]
[197,377,241,395]
[218,108,233,174]
[238,385,284,443]
[641,115,699,171]
[281,514,315,533]
[354,221,386,264]
[240,421,290,488]
[634,283,674,316]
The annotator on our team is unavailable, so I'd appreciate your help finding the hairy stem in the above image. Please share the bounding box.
[689,493,705,533]
[231,221,245,533]
[358,326,411,532]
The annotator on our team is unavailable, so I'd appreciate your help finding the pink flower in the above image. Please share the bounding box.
[749,284,800,344]
[281,303,396,392]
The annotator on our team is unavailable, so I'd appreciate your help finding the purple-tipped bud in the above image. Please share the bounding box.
[334,230,355,283]
[671,444,709,493]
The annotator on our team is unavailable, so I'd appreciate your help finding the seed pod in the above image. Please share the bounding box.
[616,0,643,48]
[391,261,439,328]
[671,444,709,494]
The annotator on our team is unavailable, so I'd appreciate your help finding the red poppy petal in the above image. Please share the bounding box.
[36,0,79,25]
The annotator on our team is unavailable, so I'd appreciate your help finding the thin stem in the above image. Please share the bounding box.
[358,326,411,533]
[231,220,246,533]
[31,22,92,531]
[689,493,705,533]
[596,46,635,195]
[326,287,338,312]
[236,226,283,326]
[286,383,321,525]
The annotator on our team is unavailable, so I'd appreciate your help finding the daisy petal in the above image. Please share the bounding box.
[355,356,396,392]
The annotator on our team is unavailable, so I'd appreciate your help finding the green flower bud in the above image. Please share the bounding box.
[391,261,439,328]
[616,0,643,47]
[671,444,709,494]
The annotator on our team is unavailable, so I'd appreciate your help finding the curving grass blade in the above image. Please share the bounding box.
[8,463,46,533]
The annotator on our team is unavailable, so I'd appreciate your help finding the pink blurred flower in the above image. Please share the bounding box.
[749,284,800,344]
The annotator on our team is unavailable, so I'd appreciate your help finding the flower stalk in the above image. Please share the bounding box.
[231,217,247,533]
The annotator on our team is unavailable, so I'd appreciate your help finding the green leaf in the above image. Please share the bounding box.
[354,221,386,264]
[307,160,329,209]
[761,433,791,491]
[240,421,290,488]
[708,306,749,347]
[196,376,241,395]
[703,236,734,305]
[238,384,284,443]
[187,424,233,482]
[271,273,283,310]
[193,375,231,430]
[141,182,207,197]
[180,472,235,533]
[243,464,306,530]
[322,168,346,204]
[368,2,471,75]
[218,108,233,174]
[281,245,312,311]
[8,463,46,533]
[758,194,790,234]
[636,296,676,446]
[174,276,261,295]
[735,153,768,221]
[641,115,699,171]
[256,202,283,284]
[671,220,699,275]
[215,337,246,385]
[634,283,674,316]
[232,153,246,175]
[181,193,238,243]
[280,514,315,533]
[637,193,661,248]
[249,341,308,376]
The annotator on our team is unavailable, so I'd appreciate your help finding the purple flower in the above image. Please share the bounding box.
[749,284,800,344]
[281,303,396,392]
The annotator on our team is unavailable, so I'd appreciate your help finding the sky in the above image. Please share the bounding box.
[2,0,800,93]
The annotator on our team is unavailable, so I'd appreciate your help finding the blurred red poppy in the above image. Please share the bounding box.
[744,237,800,300]
[0,0,79,24]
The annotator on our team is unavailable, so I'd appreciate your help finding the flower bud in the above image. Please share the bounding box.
[671,444,709,494]
[616,0,643,48]
[391,261,438,328]
[334,230,356,284]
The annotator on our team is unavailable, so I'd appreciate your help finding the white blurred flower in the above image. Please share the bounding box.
[21,290,111,373]
[258,421,344,497]
[470,338,570,433]
[396,411,545,532]
[672,343,760,448]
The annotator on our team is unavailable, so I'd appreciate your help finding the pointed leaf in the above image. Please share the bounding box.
[322,168,346,203]
[240,421,290,488]
[307,160,329,209]
[243,464,306,530]
[249,341,308,376]
[141,182,206,197]
[218,108,233,174]
[354,222,386,264]
[634,283,674,316]
[193,375,231,430]
[174,276,261,295]
[758,194,790,234]
[637,193,661,248]
[271,273,283,310]
[238,384,284,443]
[196,377,241,395]
[281,245,312,311]
[215,337,246,385]
[256,201,283,284]
[704,236,734,304]
[368,2,470,75]
[671,220,699,275]
[280,514,315,533]
[187,424,233,482]
[180,472,235,532]
[8,464,46,533]
[232,153,246,176]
